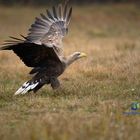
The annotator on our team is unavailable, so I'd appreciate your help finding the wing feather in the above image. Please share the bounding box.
[58,4,62,20]
[66,7,72,25]
[0,39,61,67]
[52,6,58,19]
[26,1,72,50]
[46,9,54,20]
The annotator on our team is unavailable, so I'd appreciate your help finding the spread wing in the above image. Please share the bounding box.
[26,2,72,50]
[0,2,72,68]
[0,37,61,67]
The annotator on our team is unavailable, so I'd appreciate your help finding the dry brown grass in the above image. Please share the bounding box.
[0,4,140,140]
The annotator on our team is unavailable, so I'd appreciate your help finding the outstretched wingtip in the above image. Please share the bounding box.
[0,44,11,50]
[62,0,72,25]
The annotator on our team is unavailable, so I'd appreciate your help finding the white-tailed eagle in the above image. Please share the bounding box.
[0,1,86,95]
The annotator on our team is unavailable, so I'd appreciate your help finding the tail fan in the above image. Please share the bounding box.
[15,81,39,95]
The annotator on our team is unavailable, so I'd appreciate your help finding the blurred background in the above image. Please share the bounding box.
[0,0,140,140]
[0,0,139,5]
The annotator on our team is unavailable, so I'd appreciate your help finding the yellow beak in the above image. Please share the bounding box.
[79,52,87,58]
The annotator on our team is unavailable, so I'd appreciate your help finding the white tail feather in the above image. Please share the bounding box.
[15,81,39,95]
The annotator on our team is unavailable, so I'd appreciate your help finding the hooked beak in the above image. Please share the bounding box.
[79,52,87,58]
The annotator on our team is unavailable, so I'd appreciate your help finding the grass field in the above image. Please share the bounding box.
[0,4,140,140]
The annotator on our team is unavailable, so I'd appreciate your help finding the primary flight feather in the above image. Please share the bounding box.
[0,1,86,95]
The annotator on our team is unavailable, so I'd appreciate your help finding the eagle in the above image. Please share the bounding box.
[0,1,86,95]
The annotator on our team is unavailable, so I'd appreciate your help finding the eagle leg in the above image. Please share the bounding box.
[50,77,60,89]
